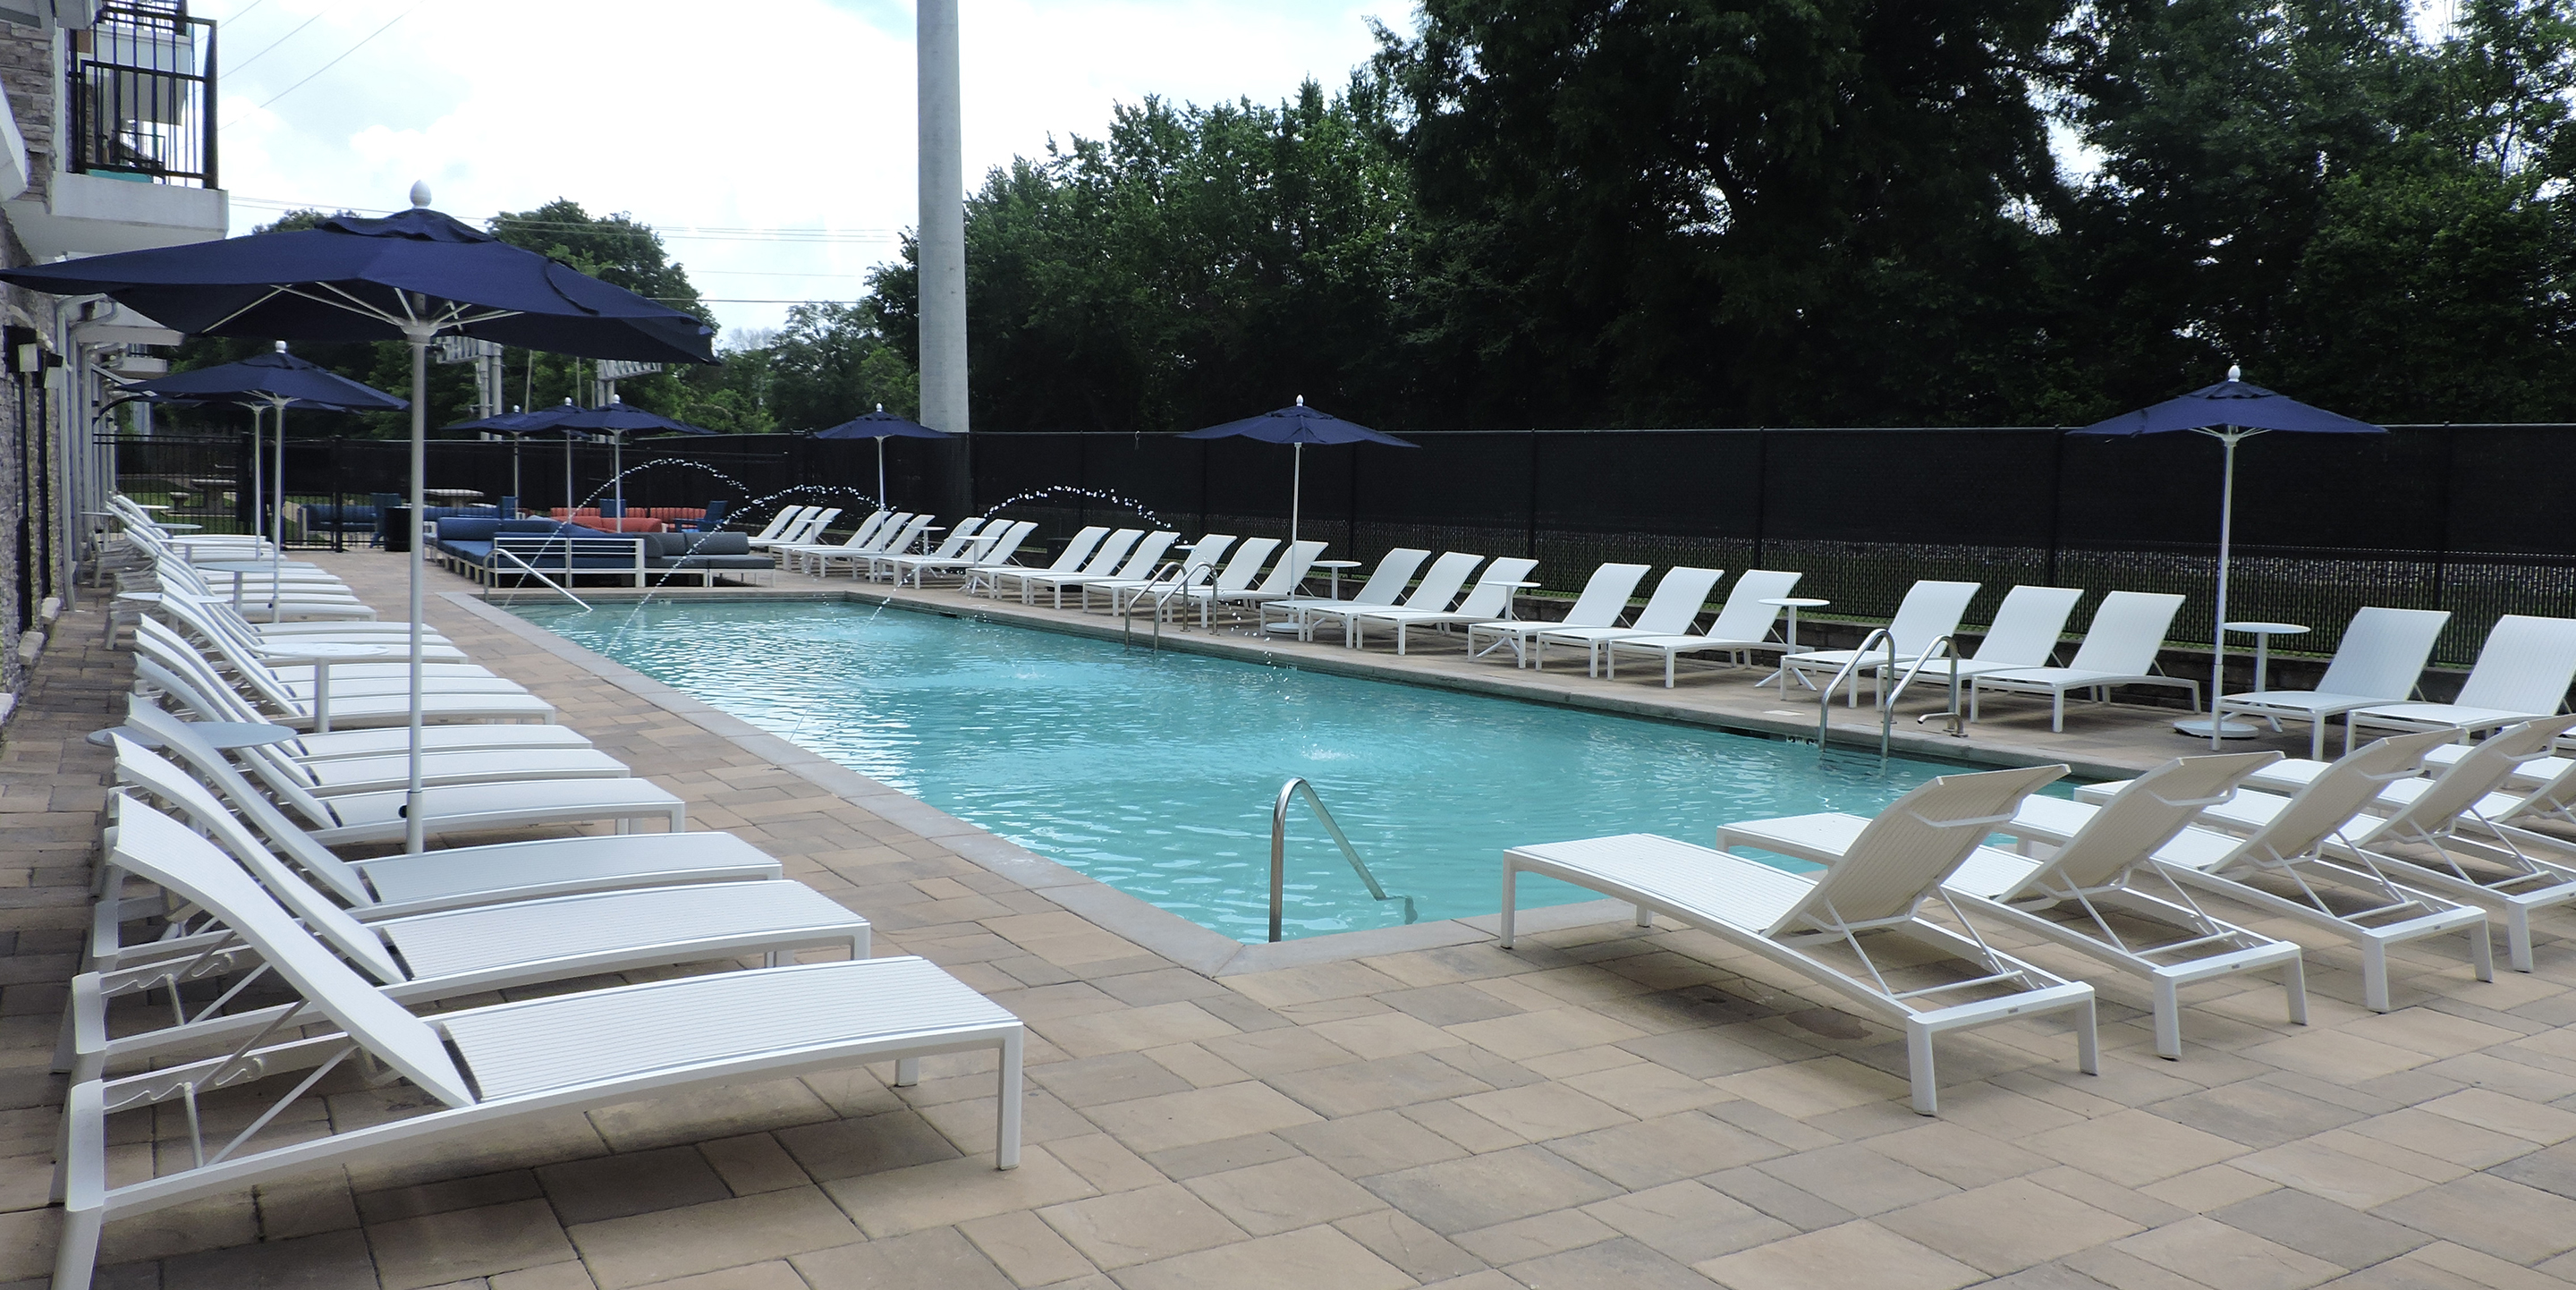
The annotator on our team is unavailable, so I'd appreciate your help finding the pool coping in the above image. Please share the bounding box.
[449,590,1646,977]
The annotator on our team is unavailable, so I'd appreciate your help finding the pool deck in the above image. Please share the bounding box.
[6,549,2576,1289]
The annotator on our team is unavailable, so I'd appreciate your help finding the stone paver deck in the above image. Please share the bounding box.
[4,549,2575,1290]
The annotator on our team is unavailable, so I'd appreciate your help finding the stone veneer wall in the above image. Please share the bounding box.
[0,17,64,715]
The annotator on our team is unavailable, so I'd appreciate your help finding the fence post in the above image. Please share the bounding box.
[1523,429,1539,564]
[2045,427,2063,587]
[1750,429,1767,570]
[329,437,344,554]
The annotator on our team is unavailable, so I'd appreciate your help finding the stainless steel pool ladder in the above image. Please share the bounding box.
[1271,777,1417,943]
[1897,633,1969,739]
[1814,629,1898,760]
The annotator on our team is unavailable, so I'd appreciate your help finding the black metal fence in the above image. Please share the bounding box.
[959,426,2576,668]
[112,423,2576,667]
[67,2,216,188]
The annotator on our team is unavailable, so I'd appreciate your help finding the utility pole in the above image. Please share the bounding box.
[917,0,972,517]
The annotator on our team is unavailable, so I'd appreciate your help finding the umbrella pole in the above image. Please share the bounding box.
[404,328,430,854]
[877,437,886,508]
[246,403,263,554]
[613,433,623,518]
[511,436,521,513]
[564,432,573,518]
[1291,442,1303,546]
[2209,430,2240,751]
[271,398,288,624]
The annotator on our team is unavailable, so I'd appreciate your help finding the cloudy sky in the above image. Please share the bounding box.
[204,0,1397,340]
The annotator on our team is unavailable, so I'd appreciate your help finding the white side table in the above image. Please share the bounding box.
[2175,621,2309,740]
[1760,598,1833,694]
[258,641,402,732]
[1310,560,1360,599]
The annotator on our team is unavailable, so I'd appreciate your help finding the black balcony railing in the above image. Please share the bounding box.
[66,2,216,188]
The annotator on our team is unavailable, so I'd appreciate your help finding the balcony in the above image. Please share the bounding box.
[3,1,226,259]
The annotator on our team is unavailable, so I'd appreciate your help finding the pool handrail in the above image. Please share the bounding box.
[1271,777,1415,942]
[1817,629,1897,759]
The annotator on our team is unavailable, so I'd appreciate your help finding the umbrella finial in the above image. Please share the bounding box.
[408,181,432,208]
[876,403,885,412]
[2227,363,2242,383]
[1295,395,1306,406]
[273,340,287,352]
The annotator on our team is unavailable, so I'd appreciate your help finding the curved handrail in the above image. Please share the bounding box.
[1815,628,1894,752]
[1895,632,1970,738]
[485,547,590,610]
[1271,777,1417,942]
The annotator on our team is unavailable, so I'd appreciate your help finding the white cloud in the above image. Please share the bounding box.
[206,0,1397,338]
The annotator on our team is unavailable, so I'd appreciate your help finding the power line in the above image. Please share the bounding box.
[254,4,427,112]
[232,195,902,242]
[226,4,327,74]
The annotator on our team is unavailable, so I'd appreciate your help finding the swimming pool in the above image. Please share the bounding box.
[518,599,2038,943]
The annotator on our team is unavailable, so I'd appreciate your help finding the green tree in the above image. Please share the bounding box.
[872,76,1415,431]
[1375,0,2078,428]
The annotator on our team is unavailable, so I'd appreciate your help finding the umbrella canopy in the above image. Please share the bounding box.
[0,183,714,854]
[816,404,953,505]
[129,346,408,622]
[0,204,713,362]
[1181,396,1416,543]
[2070,366,2386,748]
[2071,371,2385,439]
[1180,395,1417,448]
[549,398,712,517]
[127,346,409,412]
[815,404,952,440]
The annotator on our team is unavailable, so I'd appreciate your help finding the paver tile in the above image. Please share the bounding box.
[1081,1082,1323,1154]
[2110,1215,2343,1290]
[1877,1175,2147,1276]
[369,1199,581,1290]
[1361,1145,1623,1235]
[1580,1179,1796,1265]
[1502,1235,1721,1290]
[1109,1225,1413,1290]
[2368,1173,2576,1265]
[1182,1157,1385,1235]
[1037,1182,1246,1269]
[564,1187,859,1290]
[789,1226,1015,1290]
[2023,1108,2251,1186]
[1695,1219,1984,1290]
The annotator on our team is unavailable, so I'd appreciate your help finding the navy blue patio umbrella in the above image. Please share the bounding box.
[553,398,715,518]
[131,344,408,614]
[2072,366,2385,747]
[0,183,715,853]
[1180,396,1416,543]
[443,404,557,511]
[815,403,953,507]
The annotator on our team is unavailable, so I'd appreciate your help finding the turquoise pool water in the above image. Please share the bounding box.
[517,600,2034,943]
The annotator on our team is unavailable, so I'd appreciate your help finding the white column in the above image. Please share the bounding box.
[917,0,969,438]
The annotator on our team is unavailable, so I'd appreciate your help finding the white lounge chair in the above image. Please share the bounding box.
[131,656,593,762]
[1258,547,1430,641]
[1469,563,1648,667]
[865,516,985,581]
[2212,607,2453,758]
[891,520,1037,587]
[154,595,479,677]
[1173,537,1284,629]
[2346,615,2576,751]
[132,624,558,730]
[777,510,892,574]
[1786,580,1981,704]
[1602,569,1807,687]
[152,589,448,648]
[54,807,1022,1290]
[1721,751,2304,1059]
[1305,551,1484,646]
[1504,765,2097,1115]
[741,504,818,547]
[1347,556,1537,654]
[89,788,865,1043]
[138,618,522,702]
[1208,539,1325,619]
[1971,591,2199,731]
[816,513,931,579]
[750,505,840,550]
[2002,729,2492,1011]
[1530,565,1723,676]
[1010,530,1177,608]
[967,524,1106,597]
[2153,717,2576,972]
[114,734,783,922]
[1090,534,1234,613]
[1881,585,2085,704]
[989,528,1144,606]
[135,703,686,844]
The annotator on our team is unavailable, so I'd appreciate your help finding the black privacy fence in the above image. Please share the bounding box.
[112,424,2576,667]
